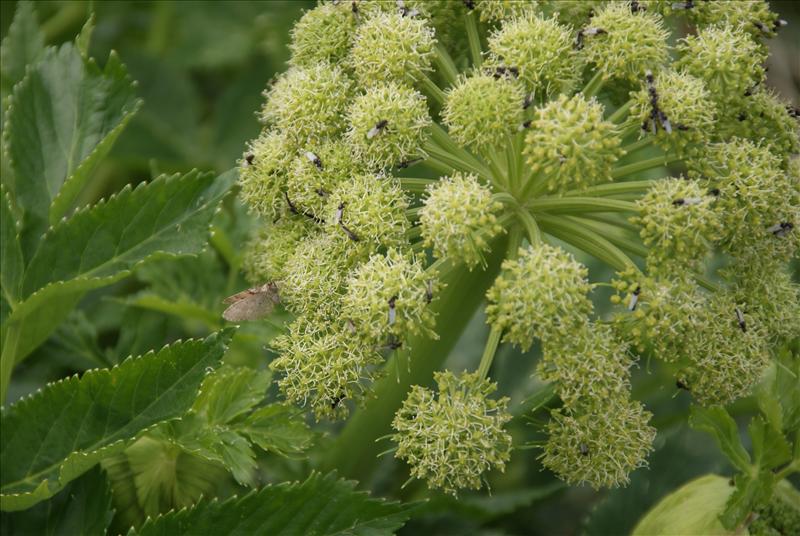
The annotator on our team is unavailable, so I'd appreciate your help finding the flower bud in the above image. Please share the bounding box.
[238,130,294,219]
[632,177,721,274]
[289,2,357,67]
[261,62,352,144]
[343,248,438,346]
[549,1,602,26]
[541,398,656,489]
[486,13,581,97]
[271,316,384,421]
[676,25,766,108]
[346,81,432,169]
[392,370,513,495]
[692,1,782,40]
[349,10,435,87]
[324,172,410,251]
[242,216,315,284]
[523,93,624,193]
[475,0,539,22]
[581,2,669,83]
[442,74,525,153]
[419,172,503,268]
[486,244,593,351]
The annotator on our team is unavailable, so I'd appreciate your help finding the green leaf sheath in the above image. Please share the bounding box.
[688,406,751,473]
[0,330,232,511]
[132,472,417,536]
[3,42,140,250]
[0,169,235,397]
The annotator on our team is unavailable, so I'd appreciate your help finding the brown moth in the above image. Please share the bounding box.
[222,282,280,322]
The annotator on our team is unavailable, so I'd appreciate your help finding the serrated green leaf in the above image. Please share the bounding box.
[193,367,271,425]
[0,1,44,94]
[102,435,229,533]
[241,404,314,458]
[749,417,791,471]
[3,169,235,372]
[75,14,95,58]
[689,405,751,473]
[132,472,417,536]
[1,465,114,536]
[720,471,774,530]
[0,330,232,511]
[1,188,23,305]
[3,41,141,245]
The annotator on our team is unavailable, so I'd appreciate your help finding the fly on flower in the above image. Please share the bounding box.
[367,119,389,139]
[222,282,280,322]
[305,150,323,169]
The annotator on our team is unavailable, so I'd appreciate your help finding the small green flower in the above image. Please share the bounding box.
[271,317,384,421]
[632,177,721,274]
[289,2,357,67]
[485,12,582,97]
[691,0,781,39]
[581,2,670,83]
[261,62,353,144]
[346,81,432,169]
[475,0,539,22]
[541,397,656,489]
[392,370,512,495]
[486,243,593,351]
[242,216,316,284]
[442,73,525,153]
[523,93,624,193]
[419,172,504,268]
[343,248,438,347]
[676,25,766,108]
[238,130,294,220]
[349,10,435,87]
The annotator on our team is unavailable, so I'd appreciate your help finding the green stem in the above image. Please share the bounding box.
[564,180,655,198]
[536,213,641,274]
[433,43,460,87]
[611,153,682,180]
[465,11,483,68]
[608,99,634,123]
[429,124,493,178]
[322,234,510,483]
[567,216,647,258]
[621,136,655,155]
[574,212,641,233]
[419,73,445,106]
[486,150,508,188]
[528,197,640,214]
[400,177,436,193]
[477,325,503,380]
[582,71,605,98]
[492,192,517,206]
[423,141,487,179]
[406,206,423,220]
[1,322,21,403]
[505,133,520,194]
[515,208,542,245]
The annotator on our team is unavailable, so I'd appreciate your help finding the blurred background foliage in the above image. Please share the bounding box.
[0,2,798,535]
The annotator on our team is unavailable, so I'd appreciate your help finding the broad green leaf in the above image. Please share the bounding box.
[241,404,315,458]
[4,169,235,369]
[688,405,751,473]
[1,466,113,536]
[75,14,95,58]
[0,330,232,511]
[1,189,23,305]
[122,292,221,329]
[193,367,271,425]
[102,435,229,532]
[3,41,141,245]
[749,417,791,471]
[720,471,774,530]
[133,472,417,536]
[0,1,44,94]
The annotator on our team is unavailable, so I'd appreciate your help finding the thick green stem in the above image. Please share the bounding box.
[429,124,493,178]
[567,216,648,258]
[400,177,436,193]
[465,11,483,68]
[433,43,459,87]
[621,136,656,155]
[423,141,488,179]
[611,153,682,180]
[528,197,640,214]
[477,325,503,380]
[609,99,634,123]
[582,71,605,98]
[536,213,641,274]
[564,180,655,198]
[322,234,509,483]
[515,208,542,245]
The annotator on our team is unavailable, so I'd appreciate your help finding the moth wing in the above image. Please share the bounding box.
[223,288,255,305]
[222,292,277,322]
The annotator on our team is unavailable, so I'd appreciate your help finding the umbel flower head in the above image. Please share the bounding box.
[391,370,512,495]
[236,0,797,496]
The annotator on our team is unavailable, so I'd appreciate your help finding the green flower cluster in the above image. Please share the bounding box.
[237,0,798,494]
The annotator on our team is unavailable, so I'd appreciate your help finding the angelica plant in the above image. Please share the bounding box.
[236,0,799,499]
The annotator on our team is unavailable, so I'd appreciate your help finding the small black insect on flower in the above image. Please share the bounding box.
[336,202,360,241]
[767,222,794,238]
[367,119,389,139]
[579,443,590,456]
[574,27,606,50]
[644,70,672,134]
[388,295,398,325]
[735,307,747,333]
[244,153,255,166]
[628,285,641,312]
[305,150,323,170]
